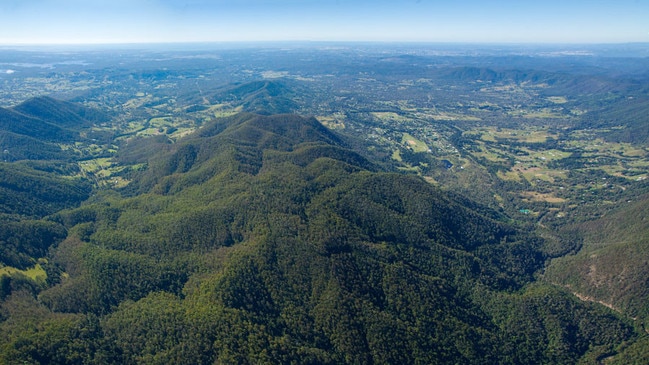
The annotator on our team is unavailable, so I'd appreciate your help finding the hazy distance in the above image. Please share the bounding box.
[1,0,648,45]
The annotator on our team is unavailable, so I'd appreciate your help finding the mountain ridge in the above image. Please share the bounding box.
[125,112,372,195]
[0,111,629,363]
[0,96,109,161]
[545,193,649,329]
[0,94,644,363]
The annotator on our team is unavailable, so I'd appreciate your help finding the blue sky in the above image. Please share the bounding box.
[0,0,648,44]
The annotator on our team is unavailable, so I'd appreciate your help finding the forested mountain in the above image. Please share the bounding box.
[0,112,639,364]
[1,44,648,363]
[0,96,108,161]
[0,131,72,161]
[581,95,649,144]
[0,96,98,311]
[0,106,76,143]
[11,96,107,131]
[184,80,299,115]
[0,96,104,142]
[0,163,91,218]
[546,193,649,325]
[544,193,649,362]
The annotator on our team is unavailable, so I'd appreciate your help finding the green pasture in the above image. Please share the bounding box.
[546,96,568,104]
[469,126,560,144]
[392,149,402,162]
[470,142,510,163]
[508,108,567,119]
[401,133,429,153]
[418,110,481,121]
[372,112,411,123]
[0,263,47,283]
[79,157,113,174]
[317,115,346,129]
[497,170,522,182]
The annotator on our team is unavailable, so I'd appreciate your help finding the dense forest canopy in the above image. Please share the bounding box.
[1,44,648,364]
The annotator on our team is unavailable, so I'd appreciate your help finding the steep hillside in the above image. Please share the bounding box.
[0,96,108,158]
[580,95,649,144]
[0,131,73,161]
[0,106,76,143]
[12,96,107,130]
[0,162,91,218]
[546,194,649,327]
[0,161,90,270]
[0,97,99,296]
[0,112,638,364]
[126,112,357,194]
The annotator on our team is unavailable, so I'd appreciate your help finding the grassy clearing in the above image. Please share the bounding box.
[490,127,558,143]
[78,157,140,187]
[546,96,568,104]
[0,263,47,283]
[137,126,176,137]
[563,139,648,179]
[401,133,429,153]
[392,149,403,162]
[79,158,113,174]
[518,168,567,184]
[372,112,411,123]
[169,127,196,139]
[418,110,481,121]
[186,103,241,121]
[423,176,438,184]
[627,159,649,169]
[601,164,648,181]
[508,109,567,119]
[533,149,571,161]
[572,138,647,157]
[317,115,346,129]
[467,127,559,144]
[207,103,227,112]
[605,143,646,158]
[515,149,572,165]
[123,95,153,110]
[123,120,148,134]
[520,191,567,203]
[397,165,419,172]
[149,117,173,127]
[497,170,522,182]
[106,176,131,188]
[213,106,242,119]
[472,143,510,163]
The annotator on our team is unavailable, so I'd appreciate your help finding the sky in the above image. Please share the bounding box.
[0,0,648,45]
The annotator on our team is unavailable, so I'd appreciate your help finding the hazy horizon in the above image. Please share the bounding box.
[1,0,648,45]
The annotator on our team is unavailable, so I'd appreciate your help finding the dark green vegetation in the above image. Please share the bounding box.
[0,113,636,364]
[0,96,109,160]
[546,193,649,323]
[1,44,648,363]
[0,97,96,274]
